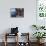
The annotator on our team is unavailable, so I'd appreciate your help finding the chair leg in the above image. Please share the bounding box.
[4,41,7,46]
[4,33,7,46]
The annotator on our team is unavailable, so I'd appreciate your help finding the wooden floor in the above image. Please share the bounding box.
[0,42,46,46]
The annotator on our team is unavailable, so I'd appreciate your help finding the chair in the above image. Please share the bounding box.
[18,33,30,46]
[4,27,19,46]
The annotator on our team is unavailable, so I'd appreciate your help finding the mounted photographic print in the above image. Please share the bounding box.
[36,0,46,26]
[10,8,24,18]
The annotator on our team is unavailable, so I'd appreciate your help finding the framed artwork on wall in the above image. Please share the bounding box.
[36,0,46,27]
[10,8,24,18]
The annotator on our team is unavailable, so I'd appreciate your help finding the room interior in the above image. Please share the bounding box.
[0,0,46,46]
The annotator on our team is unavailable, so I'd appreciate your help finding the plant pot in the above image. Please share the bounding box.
[37,39,40,44]
[37,39,44,44]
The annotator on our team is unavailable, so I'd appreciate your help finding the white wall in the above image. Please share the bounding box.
[0,0,36,42]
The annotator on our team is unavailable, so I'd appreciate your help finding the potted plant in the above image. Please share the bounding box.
[33,32,46,43]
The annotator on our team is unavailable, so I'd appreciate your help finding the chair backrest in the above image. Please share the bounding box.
[11,27,18,34]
